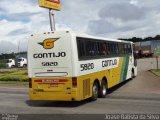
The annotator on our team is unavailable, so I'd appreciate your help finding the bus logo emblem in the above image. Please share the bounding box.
[38,38,59,49]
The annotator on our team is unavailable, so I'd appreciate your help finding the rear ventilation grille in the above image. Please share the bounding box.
[83,79,90,98]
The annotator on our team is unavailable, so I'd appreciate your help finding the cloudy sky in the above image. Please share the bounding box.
[0,0,160,54]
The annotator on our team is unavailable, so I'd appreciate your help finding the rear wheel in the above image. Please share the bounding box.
[91,82,98,101]
[99,81,107,98]
[131,69,135,79]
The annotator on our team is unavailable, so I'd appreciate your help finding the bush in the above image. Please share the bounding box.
[0,60,7,69]
[0,70,29,82]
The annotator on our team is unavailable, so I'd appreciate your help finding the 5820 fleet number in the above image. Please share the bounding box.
[80,63,94,71]
[42,62,58,66]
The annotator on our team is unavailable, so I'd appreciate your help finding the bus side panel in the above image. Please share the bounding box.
[119,56,130,82]
[109,57,123,88]
[69,56,133,100]
[77,70,112,100]
[126,55,134,79]
[75,57,126,100]
[76,57,123,100]
[119,55,135,81]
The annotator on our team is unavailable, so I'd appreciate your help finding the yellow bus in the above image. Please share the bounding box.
[28,30,137,101]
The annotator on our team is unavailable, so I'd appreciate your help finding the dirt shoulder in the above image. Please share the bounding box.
[150,69,160,76]
[115,71,160,94]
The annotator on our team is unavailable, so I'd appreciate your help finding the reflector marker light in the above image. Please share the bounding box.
[34,79,68,83]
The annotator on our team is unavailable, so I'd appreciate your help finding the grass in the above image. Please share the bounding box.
[0,69,29,82]
[150,69,160,77]
[0,59,6,69]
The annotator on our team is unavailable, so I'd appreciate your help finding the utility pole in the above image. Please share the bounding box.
[156,56,159,69]
[18,39,21,58]
[49,9,56,31]
[39,0,61,31]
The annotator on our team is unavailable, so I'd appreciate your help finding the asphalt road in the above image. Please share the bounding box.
[0,58,160,120]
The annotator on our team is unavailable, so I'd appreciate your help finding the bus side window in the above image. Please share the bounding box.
[118,43,124,56]
[128,44,132,54]
[130,44,132,54]
[77,38,86,60]
[122,44,125,55]
[86,41,91,56]
[102,42,108,56]
[124,44,127,54]
[109,42,117,56]
[85,40,97,57]
[92,41,97,56]
[115,43,118,55]
[97,42,106,56]
[124,43,131,55]
[108,43,113,56]
[113,43,117,56]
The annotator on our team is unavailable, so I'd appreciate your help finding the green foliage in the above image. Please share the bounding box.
[0,60,7,69]
[119,34,160,42]
[0,70,29,82]
[0,52,16,60]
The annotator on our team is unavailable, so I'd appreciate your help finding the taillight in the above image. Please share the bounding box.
[72,77,77,88]
[29,78,32,88]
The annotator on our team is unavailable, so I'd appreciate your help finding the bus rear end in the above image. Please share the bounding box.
[28,31,77,101]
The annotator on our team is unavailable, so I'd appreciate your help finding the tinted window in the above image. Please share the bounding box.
[77,38,86,59]
[86,40,97,57]
[77,37,132,61]
[97,42,106,56]
[118,43,124,55]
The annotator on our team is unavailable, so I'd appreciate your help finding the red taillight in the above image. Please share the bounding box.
[72,77,77,88]
[29,78,32,88]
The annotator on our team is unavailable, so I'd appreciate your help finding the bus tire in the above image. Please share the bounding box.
[99,80,107,98]
[131,69,135,79]
[91,82,99,101]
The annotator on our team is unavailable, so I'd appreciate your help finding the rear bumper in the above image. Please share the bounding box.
[29,89,81,101]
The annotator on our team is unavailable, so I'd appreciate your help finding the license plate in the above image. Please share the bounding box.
[50,84,58,87]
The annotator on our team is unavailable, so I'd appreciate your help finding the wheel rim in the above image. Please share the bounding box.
[102,85,106,95]
[93,84,98,98]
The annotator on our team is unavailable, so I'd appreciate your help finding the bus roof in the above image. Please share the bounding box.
[73,31,132,44]
[31,30,133,44]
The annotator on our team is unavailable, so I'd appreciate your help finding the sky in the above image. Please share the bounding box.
[0,0,160,54]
